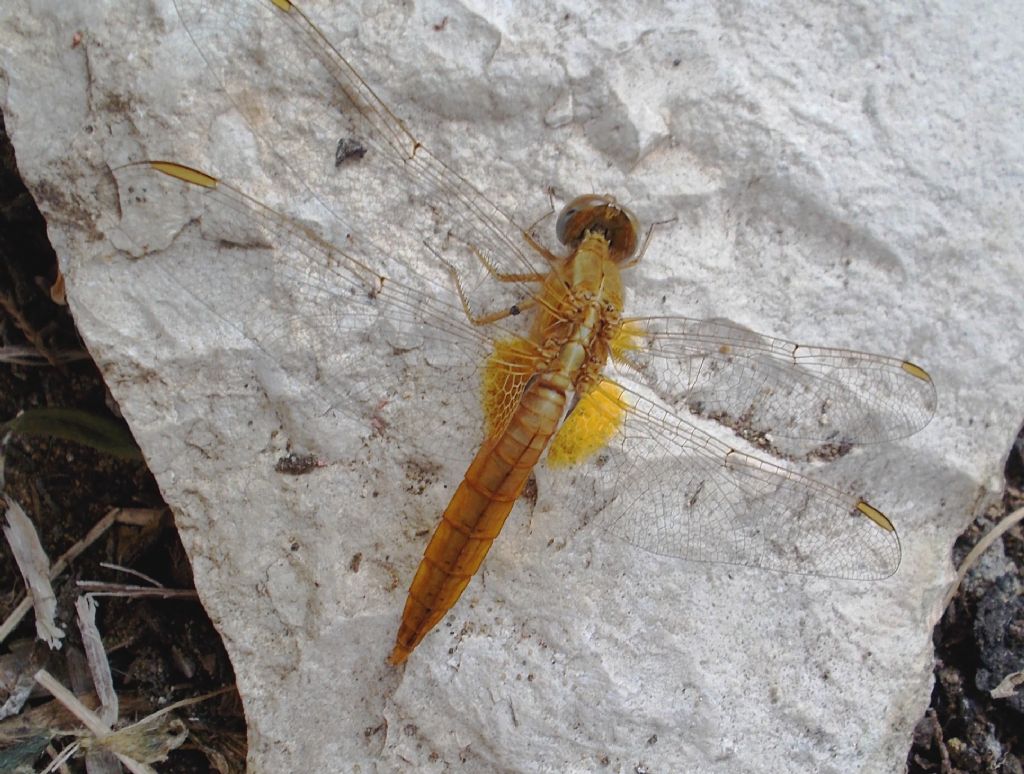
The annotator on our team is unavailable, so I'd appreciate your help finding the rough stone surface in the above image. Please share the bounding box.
[2,0,1023,771]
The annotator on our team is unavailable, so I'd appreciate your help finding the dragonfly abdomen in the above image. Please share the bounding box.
[389,377,570,664]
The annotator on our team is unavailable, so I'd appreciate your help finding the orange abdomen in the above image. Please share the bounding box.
[389,379,567,664]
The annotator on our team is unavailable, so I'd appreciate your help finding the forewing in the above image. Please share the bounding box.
[170,0,547,320]
[613,316,936,454]
[567,380,901,580]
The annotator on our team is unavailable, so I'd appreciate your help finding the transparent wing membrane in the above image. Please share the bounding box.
[111,161,505,460]
[578,381,901,580]
[118,1,938,585]
[172,0,547,319]
[614,316,936,455]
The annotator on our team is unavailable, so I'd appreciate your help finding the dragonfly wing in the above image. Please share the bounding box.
[613,315,936,453]
[560,380,901,580]
[110,161,505,460]
[171,0,547,320]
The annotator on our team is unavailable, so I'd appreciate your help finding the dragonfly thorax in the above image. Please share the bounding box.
[556,194,639,263]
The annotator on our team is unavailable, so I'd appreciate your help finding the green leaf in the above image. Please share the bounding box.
[2,408,143,461]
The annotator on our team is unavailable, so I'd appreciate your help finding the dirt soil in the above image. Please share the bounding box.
[907,434,1024,774]
[0,113,245,772]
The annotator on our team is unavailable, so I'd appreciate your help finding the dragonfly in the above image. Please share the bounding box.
[113,0,936,665]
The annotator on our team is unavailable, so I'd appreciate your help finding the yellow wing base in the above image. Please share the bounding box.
[548,380,628,467]
[610,320,645,359]
[481,338,541,438]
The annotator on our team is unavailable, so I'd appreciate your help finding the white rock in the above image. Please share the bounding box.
[3,0,1022,771]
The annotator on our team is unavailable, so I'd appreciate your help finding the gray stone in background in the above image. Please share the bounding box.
[3,0,1023,771]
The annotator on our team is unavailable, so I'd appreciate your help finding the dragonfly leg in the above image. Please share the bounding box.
[468,242,548,283]
[621,217,675,268]
[522,230,562,264]
[441,252,540,325]
[425,240,540,324]
[462,294,538,326]
[520,194,560,263]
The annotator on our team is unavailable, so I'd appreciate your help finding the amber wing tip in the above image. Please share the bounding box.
[901,360,932,383]
[855,500,895,532]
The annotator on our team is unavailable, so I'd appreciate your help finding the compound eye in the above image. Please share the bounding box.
[556,195,614,246]
[554,194,640,262]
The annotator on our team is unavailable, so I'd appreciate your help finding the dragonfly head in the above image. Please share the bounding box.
[556,195,639,263]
